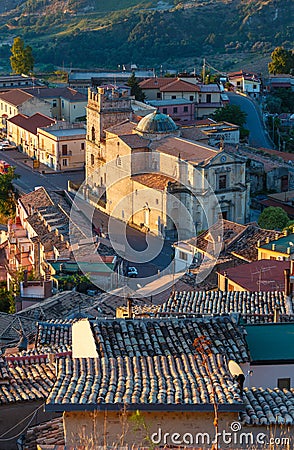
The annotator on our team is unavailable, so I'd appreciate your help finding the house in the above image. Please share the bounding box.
[45,316,247,448]
[85,88,250,239]
[6,112,55,158]
[146,98,195,123]
[0,89,51,129]
[245,323,294,389]
[218,259,290,292]
[25,87,87,123]
[140,77,223,119]
[0,74,36,92]
[266,74,294,92]
[37,123,86,171]
[173,219,279,272]
[228,71,262,98]
[0,352,60,450]
[68,69,155,94]
[257,232,294,261]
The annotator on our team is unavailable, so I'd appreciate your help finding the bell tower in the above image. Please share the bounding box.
[86,87,132,180]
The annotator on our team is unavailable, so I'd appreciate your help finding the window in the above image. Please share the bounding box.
[81,143,85,150]
[157,93,161,99]
[218,174,227,190]
[61,100,64,108]
[116,155,121,166]
[173,107,178,113]
[62,144,68,155]
[206,94,211,103]
[172,95,176,99]
[62,159,68,166]
[163,108,167,114]
[190,95,194,101]
[179,251,188,261]
[91,154,94,165]
[91,126,95,141]
[184,106,188,112]
[237,81,241,86]
[253,84,257,89]
[278,378,290,390]
[52,100,57,107]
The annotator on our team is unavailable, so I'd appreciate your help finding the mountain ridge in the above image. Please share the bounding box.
[0,0,293,73]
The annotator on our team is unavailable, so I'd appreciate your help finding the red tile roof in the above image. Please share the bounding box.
[160,78,200,92]
[8,112,55,135]
[132,173,174,190]
[25,86,87,101]
[0,89,33,106]
[139,77,174,89]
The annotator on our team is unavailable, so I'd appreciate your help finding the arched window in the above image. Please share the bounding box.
[91,126,95,141]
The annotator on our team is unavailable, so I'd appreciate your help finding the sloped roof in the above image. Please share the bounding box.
[160,78,200,92]
[242,387,294,426]
[139,77,175,89]
[25,87,87,102]
[19,187,53,215]
[46,353,243,411]
[90,316,249,362]
[0,89,33,106]
[0,354,55,405]
[151,136,218,165]
[8,112,55,135]
[25,417,64,450]
[219,259,289,292]
[158,290,293,323]
[132,173,174,190]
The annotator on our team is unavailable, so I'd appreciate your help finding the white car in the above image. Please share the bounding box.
[127,267,138,278]
[0,142,10,150]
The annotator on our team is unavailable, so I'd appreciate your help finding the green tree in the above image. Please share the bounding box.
[258,206,289,230]
[0,282,15,313]
[268,46,294,75]
[0,166,18,219]
[212,104,249,140]
[10,37,34,75]
[127,73,145,102]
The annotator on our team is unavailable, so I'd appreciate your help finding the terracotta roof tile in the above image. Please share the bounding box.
[19,187,53,215]
[160,79,200,92]
[25,417,64,450]
[47,353,243,409]
[132,173,174,190]
[158,290,293,323]
[242,387,294,425]
[119,133,149,148]
[8,112,55,135]
[139,78,174,89]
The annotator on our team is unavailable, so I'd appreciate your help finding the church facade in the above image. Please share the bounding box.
[85,87,250,239]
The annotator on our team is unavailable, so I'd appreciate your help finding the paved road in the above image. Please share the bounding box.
[0,150,84,193]
[227,92,274,149]
[2,149,174,280]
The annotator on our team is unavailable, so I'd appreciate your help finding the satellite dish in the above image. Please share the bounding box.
[228,360,244,378]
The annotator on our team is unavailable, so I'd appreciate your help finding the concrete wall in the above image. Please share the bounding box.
[249,364,294,389]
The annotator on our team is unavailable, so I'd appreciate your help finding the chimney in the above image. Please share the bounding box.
[274,306,280,323]
[272,243,276,251]
[275,233,279,240]
[23,270,28,287]
[257,240,261,247]
[266,237,270,244]
[127,297,132,318]
[284,268,291,296]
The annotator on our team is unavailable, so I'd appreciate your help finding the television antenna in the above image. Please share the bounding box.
[251,266,276,291]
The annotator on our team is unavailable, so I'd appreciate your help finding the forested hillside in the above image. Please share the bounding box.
[0,0,293,72]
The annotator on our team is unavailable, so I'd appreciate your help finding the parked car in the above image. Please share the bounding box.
[0,142,10,150]
[127,266,138,278]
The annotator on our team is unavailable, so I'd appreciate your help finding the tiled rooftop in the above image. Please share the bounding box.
[19,186,53,215]
[242,387,294,425]
[25,417,64,450]
[0,88,33,106]
[0,354,55,405]
[8,112,55,135]
[132,173,174,190]
[47,353,242,410]
[158,291,293,323]
[90,317,249,363]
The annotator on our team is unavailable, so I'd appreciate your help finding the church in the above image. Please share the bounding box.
[85,87,250,239]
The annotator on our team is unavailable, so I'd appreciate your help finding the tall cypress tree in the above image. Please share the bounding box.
[127,73,145,102]
[10,37,34,75]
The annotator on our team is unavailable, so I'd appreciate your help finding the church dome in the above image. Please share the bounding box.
[136,110,178,135]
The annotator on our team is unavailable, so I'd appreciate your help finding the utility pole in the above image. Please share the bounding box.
[202,58,206,83]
